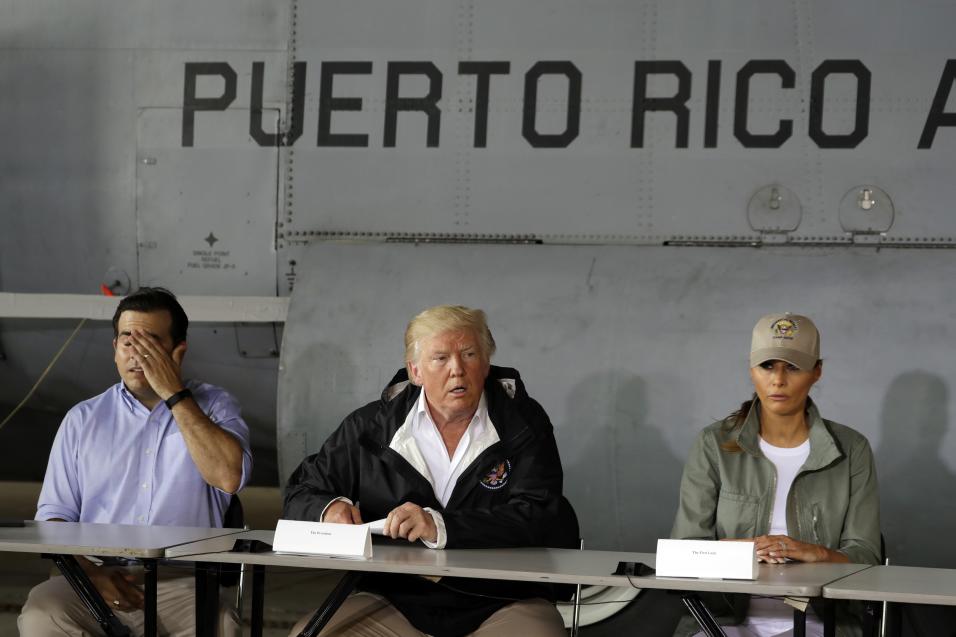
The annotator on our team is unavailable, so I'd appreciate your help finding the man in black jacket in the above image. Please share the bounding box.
[284,305,574,637]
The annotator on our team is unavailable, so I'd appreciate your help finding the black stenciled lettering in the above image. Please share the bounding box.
[919,59,956,149]
[704,60,721,148]
[182,62,237,147]
[734,60,794,148]
[458,61,511,148]
[318,61,373,147]
[631,61,691,148]
[522,61,582,148]
[809,60,870,149]
[250,61,306,147]
[384,62,443,147]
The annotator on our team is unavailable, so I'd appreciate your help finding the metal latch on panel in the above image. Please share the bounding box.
[839,186,894,244]
[747,185,802,244]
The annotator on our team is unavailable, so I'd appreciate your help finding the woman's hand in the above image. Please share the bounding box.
[752,534,848,563]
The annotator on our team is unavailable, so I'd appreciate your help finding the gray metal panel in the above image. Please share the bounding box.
[279,242,956,560]
[1,0,290,50]
[136,106,279,295]
[0,1,291,295]
[285,0,956,243]
[0,48,140,293]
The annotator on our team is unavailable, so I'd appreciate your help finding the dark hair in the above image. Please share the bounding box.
[720,394,757,453]
[112,287,188,344]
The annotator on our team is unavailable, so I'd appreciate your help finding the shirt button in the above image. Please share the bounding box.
[145,449,151,455]
[141,483,148,489]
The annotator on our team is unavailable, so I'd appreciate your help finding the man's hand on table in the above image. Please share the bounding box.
[323,500,363,525]
[384,502,437,544]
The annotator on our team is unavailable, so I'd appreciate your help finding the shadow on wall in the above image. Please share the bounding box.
[278,340,359,486]
[560,371,682,552]
[876,371,956,568]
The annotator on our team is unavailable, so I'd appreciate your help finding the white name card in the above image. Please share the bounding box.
[656,539,758,580]
[273,519,372,559]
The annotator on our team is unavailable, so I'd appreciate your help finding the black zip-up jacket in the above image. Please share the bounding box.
[283,365,575,637]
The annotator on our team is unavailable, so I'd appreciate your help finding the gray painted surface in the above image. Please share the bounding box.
[1,0,955,579]
[279,242,956,568]
[285,0,956,244]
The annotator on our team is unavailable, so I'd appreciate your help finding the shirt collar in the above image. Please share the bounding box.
[117,382,154,416]
[738,398,842,469]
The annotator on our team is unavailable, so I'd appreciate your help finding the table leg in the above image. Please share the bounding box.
[46,554,132,637]
[298,571,362,637]
[793,607,806,637]
[883,601,902,637]
[195,561,221,637]
[251,564,265,637]
[143,559,157,637]
[822,598,836,637]
[681,593,727,637]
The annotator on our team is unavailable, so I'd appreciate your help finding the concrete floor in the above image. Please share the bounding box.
[0,482,338,636]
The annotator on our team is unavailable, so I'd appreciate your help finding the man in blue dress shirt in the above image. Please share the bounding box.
[18,287,252,636]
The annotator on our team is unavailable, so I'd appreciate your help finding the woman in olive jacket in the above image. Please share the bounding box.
[671,313,881,637]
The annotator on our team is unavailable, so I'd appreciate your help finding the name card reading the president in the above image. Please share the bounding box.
[656,539,758,580]
[273,519,372,559]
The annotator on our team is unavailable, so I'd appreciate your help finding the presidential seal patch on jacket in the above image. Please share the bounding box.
[480,460,511,489]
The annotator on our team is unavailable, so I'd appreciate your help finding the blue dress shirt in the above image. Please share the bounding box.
[36,380,252,527]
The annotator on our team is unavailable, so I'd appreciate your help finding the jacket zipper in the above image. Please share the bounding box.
[790,471,808,539]
[766,464,777,535]
[793,481,800,538]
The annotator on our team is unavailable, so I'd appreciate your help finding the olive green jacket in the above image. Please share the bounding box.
[671,399,881,636]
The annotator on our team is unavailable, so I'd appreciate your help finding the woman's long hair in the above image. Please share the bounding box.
[719,394,757,452]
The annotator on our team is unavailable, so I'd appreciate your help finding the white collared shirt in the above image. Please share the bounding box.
[322,389,500,549]
[398,390,499,507]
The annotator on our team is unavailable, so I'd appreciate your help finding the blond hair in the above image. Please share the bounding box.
[404,305,497,365]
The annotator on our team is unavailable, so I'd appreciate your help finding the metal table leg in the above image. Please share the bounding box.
[794,607,806,637]
[251,564,265,637]
[143,559,157,637]
[823,597,836,637]
[298,572,362,637]
[46,554,132,637]
[195,561,221,637]
[883,601,901,637]
[681,593,727,637]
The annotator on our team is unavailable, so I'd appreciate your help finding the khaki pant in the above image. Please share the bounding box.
[289,593,566,637]
[18,570,240,637]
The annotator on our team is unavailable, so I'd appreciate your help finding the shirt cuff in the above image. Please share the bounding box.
[35,507,78,522]
[422,507,446,549]
[319,497,353,522]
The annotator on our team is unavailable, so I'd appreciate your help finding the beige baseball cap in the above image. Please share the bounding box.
[750,313,820,370]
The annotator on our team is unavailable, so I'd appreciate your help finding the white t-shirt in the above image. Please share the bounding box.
[743,438,823,637]
[760,437,810,536]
